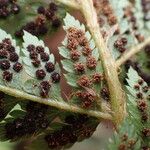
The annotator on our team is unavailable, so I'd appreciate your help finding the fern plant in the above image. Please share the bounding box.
[0,0,149,150]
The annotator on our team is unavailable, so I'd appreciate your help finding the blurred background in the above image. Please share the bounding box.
[0,122,113,150]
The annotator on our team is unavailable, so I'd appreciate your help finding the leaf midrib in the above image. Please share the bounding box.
[0,84,112,120]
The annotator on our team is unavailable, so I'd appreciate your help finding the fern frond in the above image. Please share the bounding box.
[108,118,141,150]
[108,67,150,149]
[0,0,65,39]
[0,98,100,150]
[59,13,110,110]
[27,113,99,150]
[0,93,19,122]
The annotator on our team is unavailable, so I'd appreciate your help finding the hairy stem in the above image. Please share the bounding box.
[57,0,126,127]
[0,85,112,120]
[116,37,150,68]
[79,0,126,127]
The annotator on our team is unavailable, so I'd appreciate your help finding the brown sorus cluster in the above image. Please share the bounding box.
[107,14,117,26]
[100,87,110,101]
[118,143,126,150]
[30,51,38,60]
[93,0,101,11]
[13,62,23,72]
[137,99,148,112]
[15,2,61,38]
[142,128,150,137]
[0,49,7,58]
[142,86,149,93]
[0,0,20,19]
[9,52,19,62]
[79,38,88,47]
[2,70,13,81]
[138,79,144,85]
[5,102,49,140]
[82,46,92,56]
[114,37,128,53]
[0,60,10,70]
[45,114,98,149]
[86,56,97,69]
[45,62,55,73]
[67,27,86,51]
[141,112,149,122]
[67,38,78,50]
[70,50,81,61]
[76,90,96,108]
[35,15,46,26]
[75,73,103,108]
[134,79,149,94]
[134,84,140,90]
[26,44,60,97]
[92,73,103,83]
[136,92,143,99]
[119,134,137,150]
[40,52,49,62]
[74,63,85,74]
[36,69,46,80]
[0,38,23,82]
[77,75,92,87]
[51,72,61,83]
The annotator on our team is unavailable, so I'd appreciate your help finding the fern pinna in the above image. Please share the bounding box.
[108,67,150,150]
